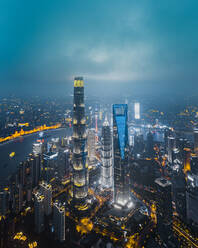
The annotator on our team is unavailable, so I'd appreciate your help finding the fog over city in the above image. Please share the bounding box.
[0,0,198,99]
[1,2,198,248]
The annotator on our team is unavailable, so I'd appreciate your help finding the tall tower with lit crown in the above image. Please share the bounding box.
[72,77,88,205]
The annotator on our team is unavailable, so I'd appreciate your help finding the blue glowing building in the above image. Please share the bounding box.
[113,104,130,207]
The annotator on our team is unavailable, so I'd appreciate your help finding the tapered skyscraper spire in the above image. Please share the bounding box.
[113,104,130,207]
[101,117,113,188]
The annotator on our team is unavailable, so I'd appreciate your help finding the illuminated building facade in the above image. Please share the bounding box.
[87,128,96,166]
[40,182,52,216]
[113,104,130,207]
[133,133,144,158]
[34,192,45,234]
[134,102,140,120]
[186,174,198,229]
[72,77,88,204]
[43,151,58,182]
[101,118,113,188]
[191,154,198,175]
[53,202,65,242]
[33,142,43,156]
[167,136,176,164]
[183,148,191,174]
[194,128,198,155]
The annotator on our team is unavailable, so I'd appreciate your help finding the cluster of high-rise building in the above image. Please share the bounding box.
[70,78,135,212]
[1,77,198,248]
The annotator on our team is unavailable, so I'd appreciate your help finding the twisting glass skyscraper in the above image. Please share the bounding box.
[72,77,88,205]
[113,104,130,207]
[101,118,113,188]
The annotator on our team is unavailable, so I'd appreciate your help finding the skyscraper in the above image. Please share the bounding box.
[43,151,58,183]
[146,131,154,158]
[113,104,130,207]
[34,192,45,234]
[0,189,9,216]
[53,202,65,242]
[155,178,173,225]
[29,154,41,187]
[18,161,26,186]
[72,77,88,205]
[134,102,140,120]
[167,136,176,164]
[87,128,96,166]
[172,169,187,221]
[101,118,113,188]
[186,174,198,230]
[33,142,43,156]
[40,182,52,216]
[194,128,198,155]
[155,177,173,242]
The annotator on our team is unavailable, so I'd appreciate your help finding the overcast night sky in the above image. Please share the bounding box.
[0,0,198,98]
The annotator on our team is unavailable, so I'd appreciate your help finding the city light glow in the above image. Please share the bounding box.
[134,102,140,119]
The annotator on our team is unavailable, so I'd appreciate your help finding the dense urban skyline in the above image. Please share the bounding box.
[1,1,198,247]
[0,0,198,98]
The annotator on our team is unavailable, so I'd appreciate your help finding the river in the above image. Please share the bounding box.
[0,128,70,185]
[0,126,166,186]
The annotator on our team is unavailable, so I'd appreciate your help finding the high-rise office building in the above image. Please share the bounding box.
[33,142,43,156]
[53,202,65,242]
[58,149,70,178]
[155,177,173,243]
[167,136,176,164]
[155,178,173,225]
[134,102,140,120]
[18,161,26,186]
[34,192,45,234]
[72,77,88,205]
[133,133,144,158]
[164,128,170,154]
[113,104,130,207]
[43,151,58,183]
[101,118,113,188]
[0,189,9,216]
[29,154,41,187]
[146,131,154,158]
[11,183,23,214]
[191,154,198,175]
[9,174,23,214]
[186,173,198,229]
[194,128,198,155]
[40,182,52,216]
[87,128,96,166]
[172,169,187,222]
[183,148,191,174]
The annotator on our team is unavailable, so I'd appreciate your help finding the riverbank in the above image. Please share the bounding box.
[0,124,62,144]
[0,127,70,184]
